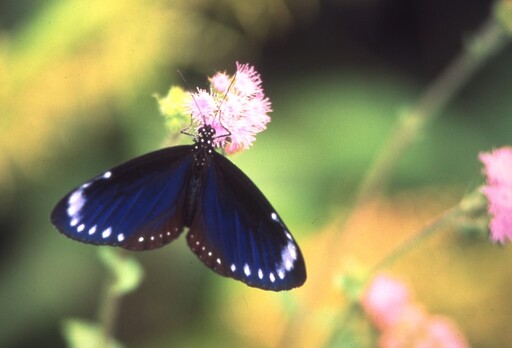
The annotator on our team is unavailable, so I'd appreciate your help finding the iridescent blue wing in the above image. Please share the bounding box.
[51,146,194,250]
[187,152,307,291]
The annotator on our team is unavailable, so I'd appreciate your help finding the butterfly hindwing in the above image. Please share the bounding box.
[187,152,307,291]
[51,146,194,250]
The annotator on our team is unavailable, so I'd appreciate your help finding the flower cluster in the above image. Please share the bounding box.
[362,274,468,348]
[479,147,512,243]
[185,62,272,154]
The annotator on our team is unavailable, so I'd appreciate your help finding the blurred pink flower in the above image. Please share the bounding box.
[363,274,468,348]
[210,72,231,93]
[479,147,512,243]
[378,304,427,348]
[379,313,468,348]
[417,316,469,348]
[186,62,272,154]
[362,274,411,330]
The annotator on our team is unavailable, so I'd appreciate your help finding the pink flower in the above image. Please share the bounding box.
[210,72,231,93]
[185,62,272,154]
[479,147,512,243]
[379,313,469,348]
[417,316,469,348]
[362,274,469,348]
[361,274,411,330]
[378,304,427,348]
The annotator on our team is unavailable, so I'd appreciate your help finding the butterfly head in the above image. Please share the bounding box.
[196,124,216,140]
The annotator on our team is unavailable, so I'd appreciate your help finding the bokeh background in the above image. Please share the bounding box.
[1,0,511,347]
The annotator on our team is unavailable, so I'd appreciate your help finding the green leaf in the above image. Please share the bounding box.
[154,86,191,133]
[62,319,123,348]
[97,248,144,295]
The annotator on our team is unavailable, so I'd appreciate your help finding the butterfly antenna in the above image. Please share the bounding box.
[177,70,206,137]
[213,72,237,139]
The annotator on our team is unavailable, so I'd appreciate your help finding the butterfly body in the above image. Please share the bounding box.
[51,125,306,291]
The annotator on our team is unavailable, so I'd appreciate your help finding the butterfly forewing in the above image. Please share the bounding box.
[187,152,306,291]
[51,146,194,250]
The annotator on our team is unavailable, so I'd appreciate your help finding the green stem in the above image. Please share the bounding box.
[369,206,462,275]
[95,248,144,347]
[369,185,487,275]
[355,15,509,206]
[324,302,362,348]
[98,284,120,347]
[97,251,124,348]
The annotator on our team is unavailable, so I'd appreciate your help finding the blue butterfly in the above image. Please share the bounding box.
[51,125,306,291]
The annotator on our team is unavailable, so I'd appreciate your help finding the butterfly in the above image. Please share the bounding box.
[50,124,307,291]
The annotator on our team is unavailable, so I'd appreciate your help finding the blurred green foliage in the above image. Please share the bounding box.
[62,319,123,348]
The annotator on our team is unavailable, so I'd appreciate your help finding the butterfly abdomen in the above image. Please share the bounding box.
[182,125,217,226]
[182,174,204,226]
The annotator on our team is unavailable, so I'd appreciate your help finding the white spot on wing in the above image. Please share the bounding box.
[287,243,297,261]
[68,191,81,204]
[230,264,236,272]
[269,272,276,283]
[276,240,299,278]
[102,227,112,238]
[243,264,251,277]
[103,171,112,179]
[89,225,97,235]
[77,224,85,232]
[117,233,125,242]
[216,258,221,265]
[70,218,79,227]
[67,189,86,217]
[138,236,144,242]
[258,269,263,279]
[271,212,278,221]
